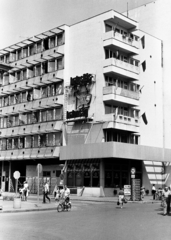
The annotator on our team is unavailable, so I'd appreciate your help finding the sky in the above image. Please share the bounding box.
[0,0,155,50]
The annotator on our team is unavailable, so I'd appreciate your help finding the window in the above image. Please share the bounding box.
[44,38,49,50]
[49,59,55,72]
[37,41,42,53]
[30,44,35,55]
[36,64,41,76]
[23,47,28,58]
[57,33,63,46]
[47,109,53,121]
[105,24,112,32]
[57,58,63,70]
[50,36,55,48]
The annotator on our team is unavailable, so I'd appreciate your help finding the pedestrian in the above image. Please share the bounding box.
[23,181,29,201]
[152,184,156,200]
[118,188,125,209]
[162,186,171,216]
[140,186,145,201]
[43,181,51,203]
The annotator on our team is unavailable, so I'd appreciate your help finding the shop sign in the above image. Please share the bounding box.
[131,168,136,174]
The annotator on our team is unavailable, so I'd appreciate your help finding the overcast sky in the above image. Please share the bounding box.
[0,0,155,49]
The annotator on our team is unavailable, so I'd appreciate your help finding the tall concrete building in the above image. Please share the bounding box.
[0,1,171,196]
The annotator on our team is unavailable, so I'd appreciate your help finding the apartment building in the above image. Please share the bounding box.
[0,7,171,196]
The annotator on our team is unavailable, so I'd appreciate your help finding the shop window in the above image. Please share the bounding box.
[83,171,91,187]
[113,171,120,188]
[105,171,112,187]
[92,171,99,187]
[43,171,51,177]
[67,172,74,187]
[75,172,82,187]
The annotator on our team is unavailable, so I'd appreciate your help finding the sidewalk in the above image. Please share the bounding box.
[0,194,161,213]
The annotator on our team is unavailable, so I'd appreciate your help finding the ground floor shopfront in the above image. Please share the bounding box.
[61,142,171,197]
[0,159,65,194]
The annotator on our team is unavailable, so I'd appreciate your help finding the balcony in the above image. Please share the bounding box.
[103,86,139,106]
[103,113,139,132]
[103,31,139,55]
[103,58,139,80]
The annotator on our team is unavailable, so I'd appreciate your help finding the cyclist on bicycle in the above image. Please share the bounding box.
[63,185,70,206]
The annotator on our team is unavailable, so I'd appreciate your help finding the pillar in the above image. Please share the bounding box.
[100,159,105,197]
[8,161,11,192]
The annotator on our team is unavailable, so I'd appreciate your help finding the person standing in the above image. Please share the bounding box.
[152,184,156,200]
[162,186,171,216]
[43,181,51,203]
[118,188,125,209]
[23,181,29,201]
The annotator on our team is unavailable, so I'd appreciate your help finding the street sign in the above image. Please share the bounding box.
[131,168,136,174]
[13,171,20,180]
[124,185,131,195]
[131,174,135,178]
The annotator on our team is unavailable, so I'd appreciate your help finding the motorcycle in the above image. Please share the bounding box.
[57,197,72,212]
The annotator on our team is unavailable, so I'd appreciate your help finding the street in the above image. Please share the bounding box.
[0,201,170,240]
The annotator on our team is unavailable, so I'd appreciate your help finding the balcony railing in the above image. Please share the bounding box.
[103,86,139,100]
[104,113,139,126]
[104,58,139,75]
[103,31,139,49]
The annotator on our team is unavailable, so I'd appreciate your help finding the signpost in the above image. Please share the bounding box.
[13,171,20,194]
[37,164,43,205]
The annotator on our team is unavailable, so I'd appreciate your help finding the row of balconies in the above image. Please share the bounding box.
[0,28,64,64]
[0,146,60,160]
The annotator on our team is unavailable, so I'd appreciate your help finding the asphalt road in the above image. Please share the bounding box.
[0,201,170,240]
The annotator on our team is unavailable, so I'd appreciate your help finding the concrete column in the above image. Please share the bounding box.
[100,159,105,197]
[8,161,11,192]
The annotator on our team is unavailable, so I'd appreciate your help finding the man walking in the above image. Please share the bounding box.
[43,181,51,203]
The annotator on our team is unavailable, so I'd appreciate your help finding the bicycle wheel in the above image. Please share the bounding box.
[57,204,63,212]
